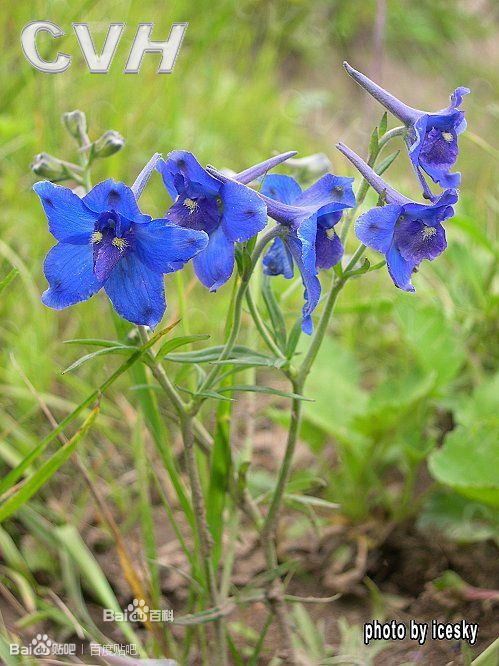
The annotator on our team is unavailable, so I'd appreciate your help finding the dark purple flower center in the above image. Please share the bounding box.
[167,191,221,235]
[92,210,134,282]
[394,214,446,264]
[420,126,458,168]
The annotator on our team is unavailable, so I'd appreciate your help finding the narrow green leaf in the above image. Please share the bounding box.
[369,126,379,155]
[210,354,286,369]
[379,112,388,137]
[262,275,287,350]
[0,268,18,295]
[375,150,400,176]
[0,322,175,496]
[207,378,233,567]
[165,345,268,364]
[285,494,339,510]
[62,345,137,374]
[0,403,100,522]
[54,524,143,651]
[248,612,273,665]
[63,338,127,348]
[156,334,210,359]
[133,413,160,609]
[178,385,234,402]
[217,384,312,401]
[227,631,245,666]
[472,636,499,665]
[286,318,302,359]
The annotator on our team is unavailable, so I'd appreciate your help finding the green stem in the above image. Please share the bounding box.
[179,413,227,665]
[192,226,282,410]
[297,278,345,386]
[257,127,406,661]
[245,289,286,360]
[261,381,303,564]
[137,326,226,664]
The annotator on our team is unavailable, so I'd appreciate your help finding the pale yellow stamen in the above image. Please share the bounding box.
[91,231,103,244]
[183,197,198,213]
[112,237,128,251]
[442,131,453,143]
[421,226,437,240]
[326,228,337,240]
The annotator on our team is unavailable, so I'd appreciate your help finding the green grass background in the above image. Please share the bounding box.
[0,0,497,660]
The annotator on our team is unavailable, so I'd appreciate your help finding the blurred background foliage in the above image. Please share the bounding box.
[0,0,498,661]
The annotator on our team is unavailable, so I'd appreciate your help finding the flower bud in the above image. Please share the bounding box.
[31,153,66,181]
[63,110,87,141]
[287,153,332,176]
[93,130,125,158]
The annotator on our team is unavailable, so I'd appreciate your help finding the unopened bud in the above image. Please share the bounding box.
[31,153,66,180]
[63,110,87,141]
[93,130,125,158]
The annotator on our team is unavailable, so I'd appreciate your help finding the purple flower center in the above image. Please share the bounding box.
[419,126,458,169]
[167,191,221,234]
[92,210,134,282]
[394,214,446,264]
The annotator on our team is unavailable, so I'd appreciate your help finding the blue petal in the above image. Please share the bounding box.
[402,189,458,224]
[386,243,416,292]
[220,181,268,242]
[317,210,343,230]
[315,228,343,270]
[156,158,180,200]
[159,151,221,199]
[261,175,302,205]
[83,180,150,223]
[193,225,235,291]
[263,237,294,279]
[409,111,465,192]
[42,243,102,309]
[296,215,319,278]
[354,204,401,254]
[407,114,428,169]
[104,254,166,328]
[295,174,352,210]
[287,235,321,335]
[135,219,208,273]
[443,87,470,113]
[315,175,356,211]
[33,181,97,244]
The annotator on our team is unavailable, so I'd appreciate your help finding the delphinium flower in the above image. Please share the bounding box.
[343,62,469,198]
[259,174,356,333]
[336,142,458,292]
[156,151,269,291]
[34,178,208,328]
[209,164,355,334]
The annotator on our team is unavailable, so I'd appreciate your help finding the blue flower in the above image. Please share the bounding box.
[259,173,355,334]
[336,142,458,292]
[34,178,208,328]
[157,151,268,291]
[343,62,469,198]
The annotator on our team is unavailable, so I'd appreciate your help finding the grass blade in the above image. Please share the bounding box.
[0,403,100,521]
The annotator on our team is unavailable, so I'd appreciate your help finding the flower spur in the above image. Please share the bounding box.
[336,142,458,292]
[343,62,469,199]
